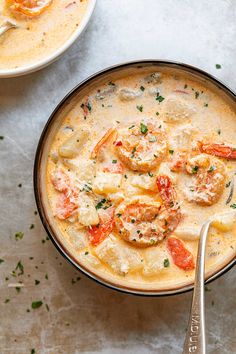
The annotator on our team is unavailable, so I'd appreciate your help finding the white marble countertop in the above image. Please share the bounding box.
[0,1,235,353]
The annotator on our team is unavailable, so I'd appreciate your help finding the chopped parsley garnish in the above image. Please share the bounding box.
[4,299,10,303]
[184,84,188,89]
[108,81,115,86]
[215,64,221,69]
[225,181,231,188]
[230,204,236,209]
[156,94,165,102]
[15,261,24,275]
[150,239,156,244]
[46,304,50,312]
[15,232,24,241]
[85,251,89,255]
[116,213,122,217]
[96,198,109,210]
[35,280,40,286]
[18,183,22,188]
[31,349,35,354]
[195,91,200,99]
[140,123,148,134]
[131,146,137,158]
[136,105,143,112]
[0,259,4,264]
[204,103,208,107]
[169,149,174,155]
[204,286,211,292]
[45,274,48,280]
[148,172,154,177]
[156,112,159,116]
[163,258,170,267]
[140,86,145,91]
[124,174,128,179]
[128,125,135,130]
[217,129,221,135]
[192,166,199,174]
[208,165,216,172]
[15,287,21,293]
[81,183,92,192]
[34,211,38,215]
[149,135,157,142]
[30,224,35,230]
[31,301,43,309]
[112,159,117,164]
[0,136,4,140]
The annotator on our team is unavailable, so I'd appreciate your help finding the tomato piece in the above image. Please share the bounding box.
[167,237,195,270]
[55,193,77,220]
[103,161,124,174]
[88,207,115,246]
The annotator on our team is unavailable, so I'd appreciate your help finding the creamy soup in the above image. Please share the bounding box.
[0,0,88,70]
[44,66,236,292]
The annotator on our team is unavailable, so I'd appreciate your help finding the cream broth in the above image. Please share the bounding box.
[0,0,88,70]
[45,67,236,291]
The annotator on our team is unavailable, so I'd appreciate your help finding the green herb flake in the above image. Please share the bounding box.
[15,232,24,241]
[35,280,40,286]
[192,166,199,174]
[156,94,165,103]
[96,198,107,210]
[131,219,136,224]
[4,298,10,303]
[0,259,4,264]
[208,165,216,172]
[204,103,208,107]
[18,183,22,188]
[195,91,200,99]
[30,224,35,230]
[0,136,4,140]
[46,304,50,312]
[217,129,221,135]
[112,159,117,164]
[128,124,135,130]
[230,204,236,209]
[84,251,89,255]
[15,261,24,275]
[215,64,221,69]
[225,181,231,188]
[136,105,143,112]
[184,84,188,89]
[116,213,122,217]
[15,287,21,293]
[204,286,211,292]
[169,149,174,155]
[124,174,128,179]
[31,301,43,309]
[163,258,170,268]
[140,86,145,91]
[108,81,115,86]
[45,274,48,280]
[148,172,154,177]
[156,112,159,116]
[31,349,36,354]
[140,123,148,134]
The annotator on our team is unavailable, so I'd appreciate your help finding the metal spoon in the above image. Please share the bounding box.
[0,20,18,37]
[182,219,211,354]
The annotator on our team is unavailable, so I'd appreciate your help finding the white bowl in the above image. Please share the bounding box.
[0,0,97,78]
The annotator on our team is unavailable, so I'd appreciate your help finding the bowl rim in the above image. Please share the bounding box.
[34,59,236,296]
[0,0,97,78]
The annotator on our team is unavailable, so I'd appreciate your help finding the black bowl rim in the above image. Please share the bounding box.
[34,59,236,297]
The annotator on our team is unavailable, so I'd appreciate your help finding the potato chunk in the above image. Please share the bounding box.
[131,174,157,192]
[59,126,89,158]
[67,226,88,250]
[78,194,99,226]
[211,211,236,232]
[78,251,101,268]
[163,97,196,123]
[143,248,169,276]
[95,236,129,274]
[62,158,95,184]
[93,172,122,194]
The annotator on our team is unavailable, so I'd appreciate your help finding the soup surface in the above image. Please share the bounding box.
[0,0,88,70]
[45,66,236,291]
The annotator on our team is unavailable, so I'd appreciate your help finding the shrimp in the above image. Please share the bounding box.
[167,237,195,270]
[11,0,52,17]
[91,128,117,159]
[115,175,181,247]
[185,154,226,206]
[114,120,168,172]
[199,142,236,159]
[51,169,79,220]
[88,207,115,246]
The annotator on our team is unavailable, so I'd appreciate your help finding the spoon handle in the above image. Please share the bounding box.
[182,221,211,354]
